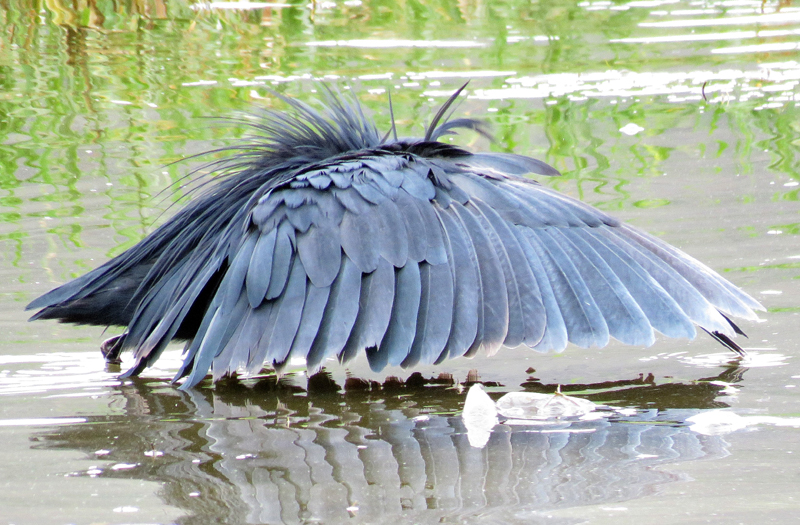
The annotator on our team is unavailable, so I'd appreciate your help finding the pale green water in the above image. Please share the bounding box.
[1,1,799,524]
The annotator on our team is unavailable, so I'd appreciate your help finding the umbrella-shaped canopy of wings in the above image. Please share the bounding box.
[26,85,763,389]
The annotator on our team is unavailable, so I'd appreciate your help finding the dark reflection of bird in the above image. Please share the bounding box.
[38,376,737,523]
[26,85,763,389]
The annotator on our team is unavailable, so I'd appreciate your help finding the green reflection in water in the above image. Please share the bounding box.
[729,261,800,273]
[633,198,670,209]
[1,1,799,288]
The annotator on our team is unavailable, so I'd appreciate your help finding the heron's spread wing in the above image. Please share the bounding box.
[108,149,759,389]
[24,89,765,389]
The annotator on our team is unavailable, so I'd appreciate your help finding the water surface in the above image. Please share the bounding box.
[1,1,799,523]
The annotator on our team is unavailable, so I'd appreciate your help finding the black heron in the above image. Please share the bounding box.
[26,86,763,389]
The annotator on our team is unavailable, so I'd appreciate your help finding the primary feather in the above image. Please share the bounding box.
[27,85,763,389]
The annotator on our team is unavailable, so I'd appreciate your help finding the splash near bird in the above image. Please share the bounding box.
[26,85,763,389]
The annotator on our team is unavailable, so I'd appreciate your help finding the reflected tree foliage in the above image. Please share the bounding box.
[3,0,798,289]
[35,368,744,524]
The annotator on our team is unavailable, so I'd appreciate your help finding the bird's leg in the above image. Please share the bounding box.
[100,333,126,365]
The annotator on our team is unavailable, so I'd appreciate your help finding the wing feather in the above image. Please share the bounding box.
[451,173,554,227]
[287,283,331,360]
[353,179,388,204]
[374,199,410,267]
[393,189,429,262]
[450,202,508,356]
[265,220,295,300]
[334,186,371,214]
[180,283,251,388]
[403,261,454,368]
[340,257,396,364]
[285,205,315,232]
[306,255,362,370]
[296,223,342,287]
[574,227,696,340]
[367,261,421,371]
[554,228,655,346]
[466,201,524,348]
[127,261,218,369]
[409,192,448,265]
[28,88,766,388]
[511,226,568,352]
[340,205,381,273]
[435,207,479,361]
[457,152,561,177]
[248,254,308,369]
[400,165,437,201]
[617,225,762,318]
[526,228,610,348]
[471,199,547,347]
[176,232,263,386]
[596,226,734,335]
[245,228,277,308]
[524,184,618,227]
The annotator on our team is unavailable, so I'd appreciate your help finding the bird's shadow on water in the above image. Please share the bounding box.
[32,367,746,525]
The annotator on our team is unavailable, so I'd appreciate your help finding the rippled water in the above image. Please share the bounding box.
[1,1,799,523]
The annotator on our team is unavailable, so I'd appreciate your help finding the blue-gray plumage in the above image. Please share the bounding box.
[436,207,480,362]
[405,261,454,367]
[451,201,510,357]
[25,84,764,389]
[472,198,546,347]
[512,225,568,351]
[368,260,422,371]
[306,255,362,370]
[374,200,409,267]
[286,283,329,365]
[340,257,395,363]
